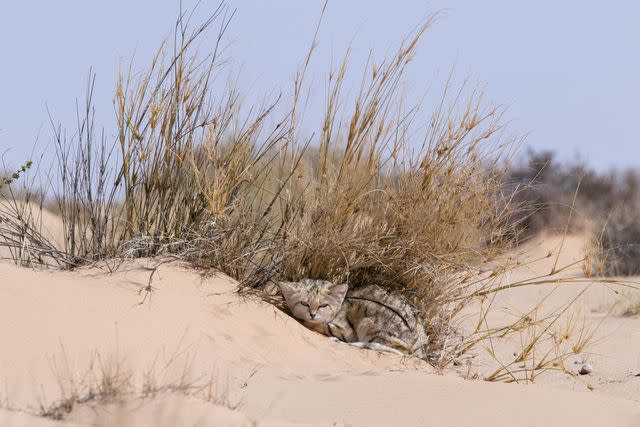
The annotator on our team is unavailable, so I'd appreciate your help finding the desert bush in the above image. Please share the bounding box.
[596,204,640,276]
[247,73,517,357]
[506,149,640,237]
[0,4,289,268]
[506,150,567,235]
[505,150,640,277]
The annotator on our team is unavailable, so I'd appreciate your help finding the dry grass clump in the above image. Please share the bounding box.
[218,14,518,358]
[39,350,132,420]
[34,346,237,421]
[612,290,640,317]
[259,86,514,356]
[0,4,287,269]
[0,4,517,362]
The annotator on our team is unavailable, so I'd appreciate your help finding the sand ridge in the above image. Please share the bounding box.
[0,242,639,425]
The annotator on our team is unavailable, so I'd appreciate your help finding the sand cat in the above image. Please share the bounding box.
[278,279,428,358]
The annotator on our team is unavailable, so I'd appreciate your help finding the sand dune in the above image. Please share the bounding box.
[460,234,640,401]
[1,237,639,426]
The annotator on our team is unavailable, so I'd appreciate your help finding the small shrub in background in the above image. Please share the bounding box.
[597,204,640,276]
[506,149,639,238]
[505,149,640,277]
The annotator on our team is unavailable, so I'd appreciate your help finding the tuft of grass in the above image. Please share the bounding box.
[39,349,132,420]
[0,3,287,270]
[615,291,640,317]
[36,343,238,421]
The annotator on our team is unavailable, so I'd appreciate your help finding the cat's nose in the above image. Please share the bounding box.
[309,311,317,319]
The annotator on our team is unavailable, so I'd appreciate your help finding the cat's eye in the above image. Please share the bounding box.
[319,304,329,308]
[300,302,309,307]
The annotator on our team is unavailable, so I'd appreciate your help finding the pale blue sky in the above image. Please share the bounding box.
[1,1,639,170]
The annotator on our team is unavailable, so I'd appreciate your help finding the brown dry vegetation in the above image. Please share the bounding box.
[34,346,236,421]
[1,2,637,378]
[506,150,640,276]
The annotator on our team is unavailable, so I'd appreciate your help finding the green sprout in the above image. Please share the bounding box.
[0,160,33,189]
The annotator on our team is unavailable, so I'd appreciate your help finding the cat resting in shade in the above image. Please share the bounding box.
[278,279,427,357]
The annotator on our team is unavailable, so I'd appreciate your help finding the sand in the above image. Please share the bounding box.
[461,234,640,401]
[1,234,639,426]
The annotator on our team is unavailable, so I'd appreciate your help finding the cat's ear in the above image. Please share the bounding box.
[278,282,298,302]
[329,283,348,303]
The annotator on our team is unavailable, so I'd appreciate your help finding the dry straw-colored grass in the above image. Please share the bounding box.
[32,344,237,422]
[38,348,132,420]
[1,2,638,378]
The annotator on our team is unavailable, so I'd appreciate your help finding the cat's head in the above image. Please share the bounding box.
[278,279,348,325]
